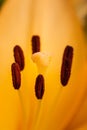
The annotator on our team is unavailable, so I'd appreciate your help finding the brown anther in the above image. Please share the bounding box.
[31,35,40,54]
[11,63,21,89]
[61,45,73,86]
[13,45,25,71]
[35,74,44,99]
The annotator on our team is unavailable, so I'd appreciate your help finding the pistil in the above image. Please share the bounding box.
[31,52,51,74]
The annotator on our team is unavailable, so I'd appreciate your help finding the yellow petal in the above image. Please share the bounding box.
[0,0,87,130]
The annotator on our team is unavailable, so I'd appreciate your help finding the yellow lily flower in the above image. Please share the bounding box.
[0,0,87,130]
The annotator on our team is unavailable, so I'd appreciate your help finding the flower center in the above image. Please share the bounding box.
[11,35,74,130]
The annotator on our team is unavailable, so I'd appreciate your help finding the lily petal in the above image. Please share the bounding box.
[0,0,87,130]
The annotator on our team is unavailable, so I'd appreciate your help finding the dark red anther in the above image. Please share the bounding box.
[13,45,25,71]
[31,35,40,54]
[11,63,21,89]
[35,74,44,99]
[61,45,73,86]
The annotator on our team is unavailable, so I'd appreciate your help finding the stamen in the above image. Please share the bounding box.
[61,45,73,86]
[31,74,45,130]
[11,62,21,89]
[31,35,40,54]
[35,74,45,99]
[13,45,25,71]
[12,47,26,130]
[18,89,27,130]
[11,63,26,130]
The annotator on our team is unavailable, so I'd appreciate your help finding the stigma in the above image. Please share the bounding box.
[31,51,51,75]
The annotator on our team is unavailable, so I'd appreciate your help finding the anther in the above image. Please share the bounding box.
[11,63,21,89]
[61,45,73,86]
[35,74,45,99]
[31,35,40,54]
[13,45,25,71]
